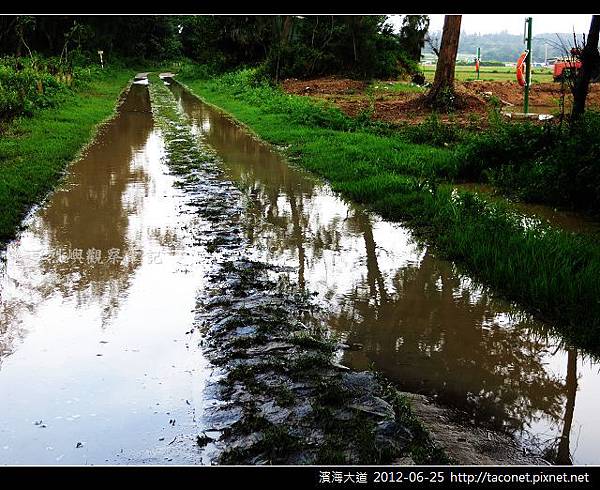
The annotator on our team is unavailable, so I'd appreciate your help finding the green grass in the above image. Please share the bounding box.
[421,64,555,83]
[0,66,133,243]
[177,67,600,354]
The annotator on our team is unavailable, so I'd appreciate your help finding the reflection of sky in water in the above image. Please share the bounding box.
[0,86,209,464]
[171,82,600,465]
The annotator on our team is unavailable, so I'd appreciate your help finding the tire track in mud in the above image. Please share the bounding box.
[148,75,447,465]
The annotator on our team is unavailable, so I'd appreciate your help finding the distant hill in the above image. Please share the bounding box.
[426,30,586,63]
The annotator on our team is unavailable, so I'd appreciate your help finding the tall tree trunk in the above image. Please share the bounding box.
[426,15,462,108]
[311,16,318,47]
[274,15,293,84]
[572,15,600,120]
[15,21,23,57]
[556,349,577,465]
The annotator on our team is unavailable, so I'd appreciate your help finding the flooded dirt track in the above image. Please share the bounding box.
[1,74,599,465]
[170,81,600,465]
[0,82,209,464]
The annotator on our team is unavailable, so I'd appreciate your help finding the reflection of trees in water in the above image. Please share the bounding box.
[240,181,347,293]
[0,86,155,361]
[120,83,152,114]
[339,214,591,463]
[346,210,389,304]
[538,348,578,465]
[337,248,566,434]
[254,177,573,445]
[0,260,29,368]
[172,83,344,289]
[32,92,154,322]
[556,349,577,464]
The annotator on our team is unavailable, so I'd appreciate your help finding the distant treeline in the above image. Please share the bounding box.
[427,30,585,63]
[0,15,431,80]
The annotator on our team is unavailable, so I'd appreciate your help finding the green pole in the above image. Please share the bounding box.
[524,17,533,113]
[477,47,480,80]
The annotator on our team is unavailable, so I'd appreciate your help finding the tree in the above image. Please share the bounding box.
[273,15,295,83]
[259,15,408,80]
[571,15,600,120]
[426,15,462,109]
[0,15,418,81]
[399,15,430,62]
[425,31,440,58]
[15,16,35,59]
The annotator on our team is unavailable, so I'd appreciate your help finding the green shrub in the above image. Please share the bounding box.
[177,62,221,81]
[401,113,465,148]
[454,112,600,212]
[454,116,554,180]
[0,56,72,121]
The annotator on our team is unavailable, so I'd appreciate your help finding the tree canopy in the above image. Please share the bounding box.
[0,15,429,80]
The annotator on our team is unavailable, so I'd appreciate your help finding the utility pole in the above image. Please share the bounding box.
[524,17,533,113]
[476,46,480,79]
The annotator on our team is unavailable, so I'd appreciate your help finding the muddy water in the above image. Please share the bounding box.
[453,183,600,235]
[171,82,600,465]
[0,83,209,464]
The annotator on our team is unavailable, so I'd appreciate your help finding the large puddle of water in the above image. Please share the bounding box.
[170,81,600,465]
[1,78,598,466]
[0,83,209,464]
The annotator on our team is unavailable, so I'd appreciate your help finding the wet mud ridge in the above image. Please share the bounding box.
[148,76,447,464]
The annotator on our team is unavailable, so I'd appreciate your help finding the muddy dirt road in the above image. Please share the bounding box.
[0,77,599,465]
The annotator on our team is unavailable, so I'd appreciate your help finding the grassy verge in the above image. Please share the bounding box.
[0,66,133,244]
[177,68,600,354]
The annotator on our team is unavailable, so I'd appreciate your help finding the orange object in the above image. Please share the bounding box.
[553,60,582,81]
[475,59,480,72]
[516,52,528,87]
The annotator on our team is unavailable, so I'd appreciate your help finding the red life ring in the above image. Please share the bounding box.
[516,52,528,87]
